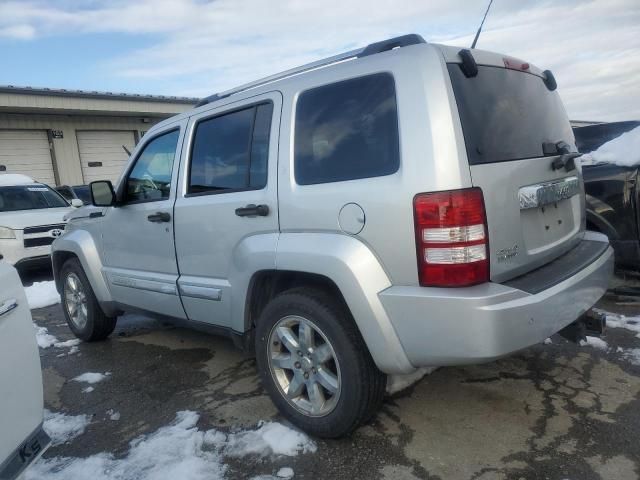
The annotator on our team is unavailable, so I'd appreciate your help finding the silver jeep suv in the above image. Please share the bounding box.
[52,34,613,438]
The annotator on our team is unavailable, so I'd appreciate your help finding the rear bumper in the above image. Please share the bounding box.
[379,235,613,368]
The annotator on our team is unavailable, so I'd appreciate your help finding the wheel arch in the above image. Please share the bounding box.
[242,232,415,374]
[52,229,116,315]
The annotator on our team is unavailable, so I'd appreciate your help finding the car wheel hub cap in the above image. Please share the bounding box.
[64,272,88,330]
[268,315,341,417]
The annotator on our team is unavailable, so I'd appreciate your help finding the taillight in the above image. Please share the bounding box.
[413,188,489,287]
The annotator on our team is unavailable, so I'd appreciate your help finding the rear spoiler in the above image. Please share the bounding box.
[456,48,557,90]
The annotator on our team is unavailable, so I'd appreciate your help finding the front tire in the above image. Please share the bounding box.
[60,258,116,341]
[255,287,386,438]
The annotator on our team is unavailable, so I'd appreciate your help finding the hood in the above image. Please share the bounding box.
[0,207,73,230]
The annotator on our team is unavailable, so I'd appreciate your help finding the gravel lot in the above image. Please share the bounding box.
[22,269,640,480]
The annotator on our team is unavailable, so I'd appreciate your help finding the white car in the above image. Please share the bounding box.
[0,174,81,269]
[0,261,50,479]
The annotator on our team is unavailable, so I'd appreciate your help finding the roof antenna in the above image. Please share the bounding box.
[471,0,494,49]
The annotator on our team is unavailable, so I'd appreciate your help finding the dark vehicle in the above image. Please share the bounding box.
[575,121,640,270]
[55,185,91,205]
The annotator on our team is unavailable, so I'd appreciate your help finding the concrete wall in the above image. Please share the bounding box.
[0,113,167,185]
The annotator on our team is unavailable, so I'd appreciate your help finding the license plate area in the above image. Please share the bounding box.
[0,426,50,480]
[521,196,580,254]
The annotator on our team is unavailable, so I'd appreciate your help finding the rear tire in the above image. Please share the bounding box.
[60,258,116,341]
[255,287,386,438]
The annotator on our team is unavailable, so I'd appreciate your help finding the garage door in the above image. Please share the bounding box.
[77,131,136,185]
[0,130,56,186]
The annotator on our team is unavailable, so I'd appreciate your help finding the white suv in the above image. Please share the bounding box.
[0,261,50,479]
[0,174,80,269]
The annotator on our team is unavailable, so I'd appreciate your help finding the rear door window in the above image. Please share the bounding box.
[294,73,400,185]
[448,65,573,165]
[188,103,273,194]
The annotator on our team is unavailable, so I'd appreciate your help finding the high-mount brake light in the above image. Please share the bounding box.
[503,57,530,72]
[413,188,490,287]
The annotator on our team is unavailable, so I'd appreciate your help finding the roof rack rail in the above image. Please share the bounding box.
[195,33,426,107]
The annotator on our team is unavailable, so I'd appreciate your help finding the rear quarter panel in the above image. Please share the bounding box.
[277,44,472,286]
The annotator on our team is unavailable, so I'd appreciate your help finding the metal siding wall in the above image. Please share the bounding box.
[0,130,56,185]
[77,131,136,184]
[0,114,163,185]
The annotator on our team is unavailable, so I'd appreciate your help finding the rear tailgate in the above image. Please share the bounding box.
[0,263,47,478]
[444,47,584,282]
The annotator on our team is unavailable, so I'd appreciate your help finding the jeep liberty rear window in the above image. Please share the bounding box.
[448,65,574,165]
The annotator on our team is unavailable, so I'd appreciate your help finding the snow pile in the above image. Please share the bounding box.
[43,409,90,446]
[25,281,60,309]
[386,367,437,395]
[622,348,640,366]
[73,372,111,384]
[579,336,608,351]
[107,409,121,421]
[276,467,294,478]
[223,421,317,457]
[28,411,315,480]
[55,338,81,348]
[35,325,58,348]
[82,387,94,394]
[35,326,82,355]
[580,126,640,167]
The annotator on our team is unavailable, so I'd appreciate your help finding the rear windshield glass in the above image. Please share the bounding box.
[448,64,573,165]
[0,185,69,212]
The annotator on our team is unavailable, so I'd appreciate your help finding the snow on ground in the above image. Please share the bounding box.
[35,325,59,348]
[579,336,608,351]
[595,309,640,337]
[276,467,294,478]
[580,126,640,167]
[35,326,81,355]
[27,411,315,480]
[107,409,121,421]
[223,421,317,457]
[73,372,111,384]
[623,348,640,366]
[24,280,60,309]
[55,338,81,348]
[43,409,91,447]
[386,367,437,395]
[82,387,94,393]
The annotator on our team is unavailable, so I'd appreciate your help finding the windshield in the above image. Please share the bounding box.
[448,64,574,165]
[0,185,69,212]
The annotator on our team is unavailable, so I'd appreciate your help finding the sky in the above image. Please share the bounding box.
[0,0,638,122]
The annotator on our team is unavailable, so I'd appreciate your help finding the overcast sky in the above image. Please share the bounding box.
[0,0,638,121]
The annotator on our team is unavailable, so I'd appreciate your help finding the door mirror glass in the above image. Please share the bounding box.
[70,198,84,208]
[90,181,116,207]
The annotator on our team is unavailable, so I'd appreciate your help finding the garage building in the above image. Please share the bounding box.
[0,86,197,186]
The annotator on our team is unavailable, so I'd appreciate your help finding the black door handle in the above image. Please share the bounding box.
[147,211,171,223]
[235,204,269,217]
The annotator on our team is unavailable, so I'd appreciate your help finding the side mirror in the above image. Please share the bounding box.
[90,181,116,207]
[70,198,84,208]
